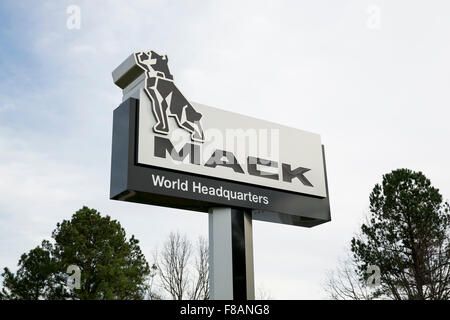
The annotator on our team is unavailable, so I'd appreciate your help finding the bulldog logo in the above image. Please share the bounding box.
[135,50,205,142]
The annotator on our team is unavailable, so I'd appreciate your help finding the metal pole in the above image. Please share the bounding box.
[208,207,254,300]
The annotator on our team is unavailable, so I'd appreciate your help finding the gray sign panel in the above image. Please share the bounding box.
[110,50,331,227]
[110,98,331,227]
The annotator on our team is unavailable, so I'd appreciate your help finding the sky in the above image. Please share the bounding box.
[0,0,449,299]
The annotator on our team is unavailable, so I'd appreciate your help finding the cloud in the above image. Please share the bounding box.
[0,0,450,299]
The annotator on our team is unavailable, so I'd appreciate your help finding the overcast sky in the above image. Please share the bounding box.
[1,0,449,299]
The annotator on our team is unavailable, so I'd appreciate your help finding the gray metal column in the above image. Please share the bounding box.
[208,207,254,300]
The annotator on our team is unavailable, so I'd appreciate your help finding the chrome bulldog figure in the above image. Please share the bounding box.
[135,51,205,142]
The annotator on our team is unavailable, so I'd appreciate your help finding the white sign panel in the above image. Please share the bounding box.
[137,89,327,198]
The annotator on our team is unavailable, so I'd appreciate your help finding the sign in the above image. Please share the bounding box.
[110,51,331,227]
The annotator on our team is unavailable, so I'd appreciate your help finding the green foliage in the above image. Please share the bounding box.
[351,169,450,299]
[1,206,150,300]
[0,241,55,300]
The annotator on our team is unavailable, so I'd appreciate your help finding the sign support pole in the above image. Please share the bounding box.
[208,207,255,300]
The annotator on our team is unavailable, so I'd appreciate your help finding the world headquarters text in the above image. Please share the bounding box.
[151,174,269,205]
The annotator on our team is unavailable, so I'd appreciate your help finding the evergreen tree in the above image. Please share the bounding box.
[0,206,150,300]
[0,241,54,299]
[351,169,450,299]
